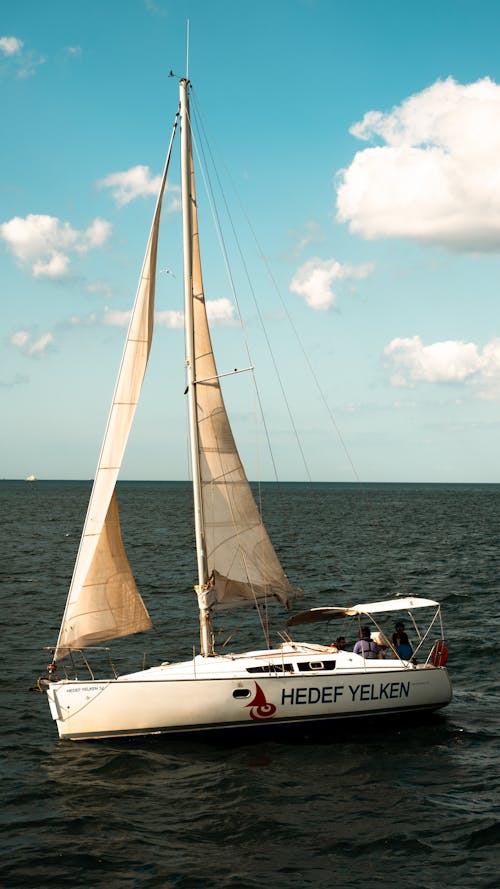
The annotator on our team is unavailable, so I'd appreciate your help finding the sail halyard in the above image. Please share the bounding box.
[181,82,294,625]
[53,112,179,662]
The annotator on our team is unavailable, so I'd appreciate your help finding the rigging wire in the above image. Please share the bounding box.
[190,87,362,487]
[190,88,313,484]
[187,109,278,494]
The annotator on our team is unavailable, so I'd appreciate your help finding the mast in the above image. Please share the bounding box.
[179,77,212,657]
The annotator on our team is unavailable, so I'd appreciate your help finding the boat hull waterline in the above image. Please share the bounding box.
[47,653,452,741]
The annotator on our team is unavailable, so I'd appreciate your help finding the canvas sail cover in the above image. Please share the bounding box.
[54,148,172,659]
[188,148,293,611]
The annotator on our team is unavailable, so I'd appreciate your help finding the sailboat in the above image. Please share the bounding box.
[42,77,452,740]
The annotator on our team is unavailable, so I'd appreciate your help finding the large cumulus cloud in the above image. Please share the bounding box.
[336,77,500,252]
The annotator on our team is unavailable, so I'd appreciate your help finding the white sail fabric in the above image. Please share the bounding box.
[54,152,171,660]
[188,149,293,611]
[55,492,151,656]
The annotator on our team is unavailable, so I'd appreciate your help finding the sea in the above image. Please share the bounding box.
[1,480,498,889]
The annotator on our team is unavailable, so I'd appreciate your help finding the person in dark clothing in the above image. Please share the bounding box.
[392,622,413,660]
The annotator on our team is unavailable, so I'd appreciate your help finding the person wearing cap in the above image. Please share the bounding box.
[353,626,381,659]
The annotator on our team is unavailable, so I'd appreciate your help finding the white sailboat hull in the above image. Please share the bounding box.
[46,649,452,741]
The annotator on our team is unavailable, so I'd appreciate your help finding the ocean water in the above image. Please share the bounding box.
[1,480,498,889]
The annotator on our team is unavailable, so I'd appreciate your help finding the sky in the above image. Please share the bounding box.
[2,0,500,483]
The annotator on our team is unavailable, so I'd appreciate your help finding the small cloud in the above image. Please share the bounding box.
[289,221,325,255]
[11,330,30,349]
[33,251,70,279]
[384,334,500,399]
[159,299,239,330]
[29,332,54,354]
[82,217,112,249]
[0,36,23,56]
[144,0,168,16]
[0,35,45,77]
[206,297,239,326]
[67,312,98,326]
[17,50,46,78]
[102,307,132,327]
[10,329,54,357]
[156,309,184,329]
[0,213,112,279]
[337,77,500,252]
[87,279,113,298]
[65,45,82,58]
[97,165,181,208]
[289,257,373,311]
[167,192,182,213]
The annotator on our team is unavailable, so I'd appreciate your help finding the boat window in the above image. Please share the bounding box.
[297,660,336,672]
[233,689,251,699]
[246,663,295,674]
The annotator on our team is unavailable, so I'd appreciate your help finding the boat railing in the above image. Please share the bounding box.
[43,647,120,682]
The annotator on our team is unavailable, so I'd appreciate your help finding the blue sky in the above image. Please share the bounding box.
[2,0,500,482]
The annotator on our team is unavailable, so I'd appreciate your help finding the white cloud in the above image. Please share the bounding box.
[0,35,45,77]
[10,330,54,356]
[87,279,113,297]
[384,334,500,398]
[29,332,54,354]
[0,214,112,278]
[65,45,82,58]
[67,312,98,326]
[11,331,30,349]
[33,251,70,279]
[0,36,23,55]
[144,0,167,16]
[82,217,112,249]
[97,165,181,208]
[102,298,237,330]
[206,297,239,326]
[156,309,185,329]
[157,299,237,329]
[337,77,500,252]
[97,166,160,206]
[289,257,373,311]
[102,307,132,327]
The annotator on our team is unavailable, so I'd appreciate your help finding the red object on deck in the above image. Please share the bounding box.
[431,642,449,666]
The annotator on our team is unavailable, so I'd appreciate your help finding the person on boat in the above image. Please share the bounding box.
[334,636,346,651]
[392,622,414,659]
[392,621,405,646]
[353,626,380,659]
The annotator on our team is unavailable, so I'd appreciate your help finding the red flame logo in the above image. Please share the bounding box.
[246,682,277,721]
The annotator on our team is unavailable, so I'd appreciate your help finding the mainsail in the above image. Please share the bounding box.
[54,119,177,660]
[186,126,293,612]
